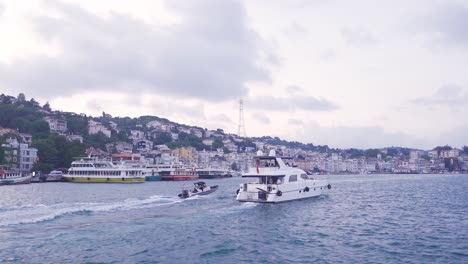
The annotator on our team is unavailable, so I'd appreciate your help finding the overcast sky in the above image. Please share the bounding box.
[1,0,468,149]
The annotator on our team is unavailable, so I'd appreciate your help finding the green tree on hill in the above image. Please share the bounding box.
[17,93,26,102]
[32,134,85,173]
[212,137,224,149]
[31,119,50,139]
[43,102,51,112]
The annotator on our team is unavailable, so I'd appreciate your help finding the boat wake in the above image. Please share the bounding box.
[0,195,183,227]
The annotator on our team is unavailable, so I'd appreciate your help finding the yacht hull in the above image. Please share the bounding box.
[236,181,330,203]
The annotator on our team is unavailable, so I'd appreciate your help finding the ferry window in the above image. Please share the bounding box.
[300,174,308,180]
[289,175,297,182]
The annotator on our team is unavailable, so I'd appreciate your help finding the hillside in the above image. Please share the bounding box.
[2,93,467,174]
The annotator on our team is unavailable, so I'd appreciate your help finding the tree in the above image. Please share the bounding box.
[84,132,111,149]
[64,113,88,135]
[223,147,231,154]
[31,120,50,139]
[212,137,224,149]
[17,93,26,102]
[364,149,381,158]
[32,138,59,172]
[152,132,172,145]
[43,102,51,112]
[421,154,431,161]
[32,134,85,173]
[0,145,4,164]
[231,162,238,171]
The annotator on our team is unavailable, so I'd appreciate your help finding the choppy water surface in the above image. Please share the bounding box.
[1,174,467,263]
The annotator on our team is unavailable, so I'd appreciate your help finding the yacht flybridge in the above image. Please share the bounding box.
[236,150,331,203]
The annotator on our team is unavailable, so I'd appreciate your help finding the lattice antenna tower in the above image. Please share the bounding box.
[237,99,247,137]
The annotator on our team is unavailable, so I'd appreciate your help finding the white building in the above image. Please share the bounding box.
[146,120,162,129]
[66,134,83,143]
[1,138,38,173]
[440,149,460,158]
[88,120,111,138]
[130,130,145,141]
[44,117,68,133]
[115,141,133,153]
[136,139,153,153]
[191,128,203,138]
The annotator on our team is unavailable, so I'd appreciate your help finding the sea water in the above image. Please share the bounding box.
[0,174,467,263]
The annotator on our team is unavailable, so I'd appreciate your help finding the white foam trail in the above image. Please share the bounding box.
[215,202,259,215]
[0,195,184,227]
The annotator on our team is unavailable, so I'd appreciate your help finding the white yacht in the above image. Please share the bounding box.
[236,150,331,203]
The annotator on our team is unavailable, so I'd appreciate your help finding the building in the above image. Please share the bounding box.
[135,139,153,153]
[173,147,198,165]
[191,128,203,138]
[0,128,16,136]
[115,141,133,153]
[440,149,461,158]
[66,134,83,143]
[112,153,141,162]
[1,138,38,173]
[44,117,68,133]
[88,120,111,138]
[130,130,145,141]
[18,133,33,144]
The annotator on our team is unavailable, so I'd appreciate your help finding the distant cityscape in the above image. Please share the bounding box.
[1,93,467,175]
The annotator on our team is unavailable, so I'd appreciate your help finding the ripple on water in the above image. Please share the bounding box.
[0,175,467,263]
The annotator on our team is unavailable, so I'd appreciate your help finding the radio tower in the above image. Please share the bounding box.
[237,99,247,137]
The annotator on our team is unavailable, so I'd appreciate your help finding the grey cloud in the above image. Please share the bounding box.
[86,100,103,113]
[0,0,271,101]
[0,2,4,17]
[286,85,303,95]
[341,27,376,46]
[283,22,308,37]
[419,3,468,46]
[412,84,468,106]
[288,118,304,125]
[251,112,271,124]
[249,95,338,112]
[437,122,468,147]
[160,102,206,121]
[297,121,428,149]
[210,114,233,123]
[318,49,336,61]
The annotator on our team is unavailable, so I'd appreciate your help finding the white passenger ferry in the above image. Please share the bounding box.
[63,158,145,183]
[236,150,331,203]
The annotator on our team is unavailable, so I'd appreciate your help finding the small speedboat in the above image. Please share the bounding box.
[178,181,218,199]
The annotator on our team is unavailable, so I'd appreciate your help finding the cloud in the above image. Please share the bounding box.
[210,114,233,123]
[251,112,271,124]
[437,122,468,147]
[318,49,336,61]
[295,121,428,149]
[0,2,4,17]
[288,118,304,125]
[86,100,103,113]
[341,27,376,46]
[0,0,272,101]
[249,95,338,112]
[418,3,468,46]
[412,84,468,106]
[283,22,308,37]
[286,85,303,95]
